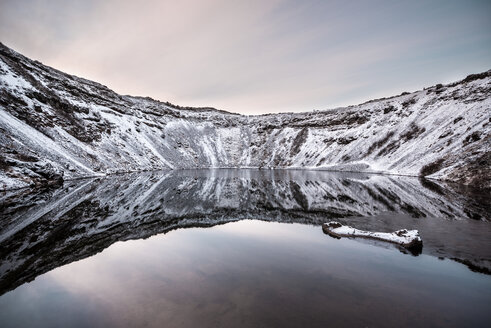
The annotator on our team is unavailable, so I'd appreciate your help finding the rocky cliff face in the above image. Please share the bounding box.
[0,42,489,190]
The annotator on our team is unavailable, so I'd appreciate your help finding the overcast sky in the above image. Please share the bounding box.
[0,0,490,114]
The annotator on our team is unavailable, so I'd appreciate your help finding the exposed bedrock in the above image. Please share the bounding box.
[0,42,490,190]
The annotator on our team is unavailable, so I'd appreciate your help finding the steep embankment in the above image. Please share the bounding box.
[0,42,489,190]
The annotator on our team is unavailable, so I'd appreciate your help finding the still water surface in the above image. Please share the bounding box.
[0,170,489,327]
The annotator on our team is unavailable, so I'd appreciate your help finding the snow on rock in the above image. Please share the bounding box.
[322,221,423,251]
[0,42,490,190]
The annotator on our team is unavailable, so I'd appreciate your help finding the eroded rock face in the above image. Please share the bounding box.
[0,42,490,190]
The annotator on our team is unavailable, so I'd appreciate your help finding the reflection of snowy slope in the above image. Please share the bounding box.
[0,169,489,295]
[0,43,489,190]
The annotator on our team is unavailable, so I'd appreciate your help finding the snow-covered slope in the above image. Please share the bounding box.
[0,42,489,189]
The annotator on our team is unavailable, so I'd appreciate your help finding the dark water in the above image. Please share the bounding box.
[0,169,490,327]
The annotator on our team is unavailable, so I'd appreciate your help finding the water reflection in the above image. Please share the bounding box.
[0,220,490,328]
[0,169,489,296]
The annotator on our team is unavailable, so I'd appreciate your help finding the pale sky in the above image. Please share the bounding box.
[0,0,490,114]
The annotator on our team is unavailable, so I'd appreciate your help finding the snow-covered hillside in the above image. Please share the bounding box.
[0,42,489,190]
